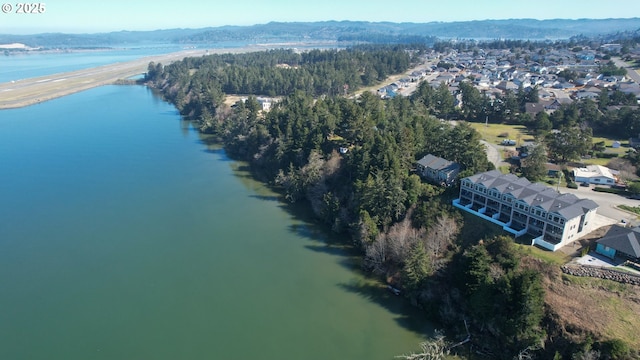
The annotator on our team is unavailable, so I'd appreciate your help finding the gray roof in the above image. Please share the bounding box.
[417,154,460,173]
[464,170,598,219]
[597,226,640,258]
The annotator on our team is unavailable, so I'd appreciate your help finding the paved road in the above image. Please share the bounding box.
[611,57,640,84]
[559,184,640,226]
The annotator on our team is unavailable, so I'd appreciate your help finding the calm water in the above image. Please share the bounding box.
[0,85,430,359]
[0,42,251,83]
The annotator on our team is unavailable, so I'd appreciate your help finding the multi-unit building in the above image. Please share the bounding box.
[453,170,599,251]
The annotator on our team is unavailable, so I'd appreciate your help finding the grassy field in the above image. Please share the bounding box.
[467,122,631,167]
[551,273,640,349]
[468,122,533,147]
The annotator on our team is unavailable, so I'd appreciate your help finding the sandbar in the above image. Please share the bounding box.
[0,46,263,109]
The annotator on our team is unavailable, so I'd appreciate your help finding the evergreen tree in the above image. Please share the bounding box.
[521,144,548,182]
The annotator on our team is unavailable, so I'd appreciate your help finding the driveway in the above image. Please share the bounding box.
[559,184,640,226]
[481,140,511,170]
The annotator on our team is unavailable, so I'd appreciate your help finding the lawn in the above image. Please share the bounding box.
[467,122,533,147]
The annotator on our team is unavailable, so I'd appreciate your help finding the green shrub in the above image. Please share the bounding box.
[596,152,619,159]
[599,338,631,359]
[618,205,640,215]
[593,187,625,195]
[581,246,590,256]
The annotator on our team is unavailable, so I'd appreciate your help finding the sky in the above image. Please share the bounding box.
[1,0,639,34]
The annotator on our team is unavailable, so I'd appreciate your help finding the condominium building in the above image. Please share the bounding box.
[453,170,599,251]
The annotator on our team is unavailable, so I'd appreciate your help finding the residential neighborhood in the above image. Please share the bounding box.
[379,43,640,110]
[397,42,640,260]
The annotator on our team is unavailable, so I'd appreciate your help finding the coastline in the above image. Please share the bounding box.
[0,46,265,110]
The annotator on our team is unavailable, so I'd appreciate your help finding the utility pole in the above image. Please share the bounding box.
[557,171,563,192]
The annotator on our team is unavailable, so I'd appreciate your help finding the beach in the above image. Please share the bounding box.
[0,46,265,109]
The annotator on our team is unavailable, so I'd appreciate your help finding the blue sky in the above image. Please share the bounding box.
[2,0,639,34]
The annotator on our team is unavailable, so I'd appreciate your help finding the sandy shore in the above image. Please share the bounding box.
[0,46,265,110]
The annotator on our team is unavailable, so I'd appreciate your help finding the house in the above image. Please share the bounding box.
[630,137,640,149]
[573,165,616,185]
[496,80,519,91]
[596,225,640,261]
[524,102,546,116]
[257,97,278,111]
[416,154,460,186]
[453,170,599,251]
[545,163,562,177]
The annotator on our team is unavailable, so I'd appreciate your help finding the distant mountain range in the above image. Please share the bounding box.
[2,18,639,48]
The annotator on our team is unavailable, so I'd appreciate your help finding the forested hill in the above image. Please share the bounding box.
[2,18,640,47]
[176,18,640,43]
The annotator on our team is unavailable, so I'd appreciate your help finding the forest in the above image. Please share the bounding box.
[145,44,639,359]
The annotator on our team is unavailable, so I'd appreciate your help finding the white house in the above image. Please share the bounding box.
[453,170,599,251]
[573,165,616,185]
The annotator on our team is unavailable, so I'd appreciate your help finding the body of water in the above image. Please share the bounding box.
[0,42,251,83]
[0,85,430,359]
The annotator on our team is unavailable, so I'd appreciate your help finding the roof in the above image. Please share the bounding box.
[573,165,615,180]
[464,170,598,219]
[417,154,459,173]
[597,225,640,258]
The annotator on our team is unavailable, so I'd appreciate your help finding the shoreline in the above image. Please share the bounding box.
[0,46,267,110]
[0,41,341,110]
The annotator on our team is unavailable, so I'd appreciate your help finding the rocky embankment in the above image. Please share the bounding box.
[561,265,640,286]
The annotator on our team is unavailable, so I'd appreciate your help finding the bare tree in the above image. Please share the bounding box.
[607,157,638,182]
[364,235,388,274]
[396,331,449,360]
[386,215,426,264]
[514,346,540,360]
[426,215,459,260]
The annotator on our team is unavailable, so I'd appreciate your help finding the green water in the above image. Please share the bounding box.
[0,85,431,359]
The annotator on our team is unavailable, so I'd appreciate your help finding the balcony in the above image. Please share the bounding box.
[532,235,563,251]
